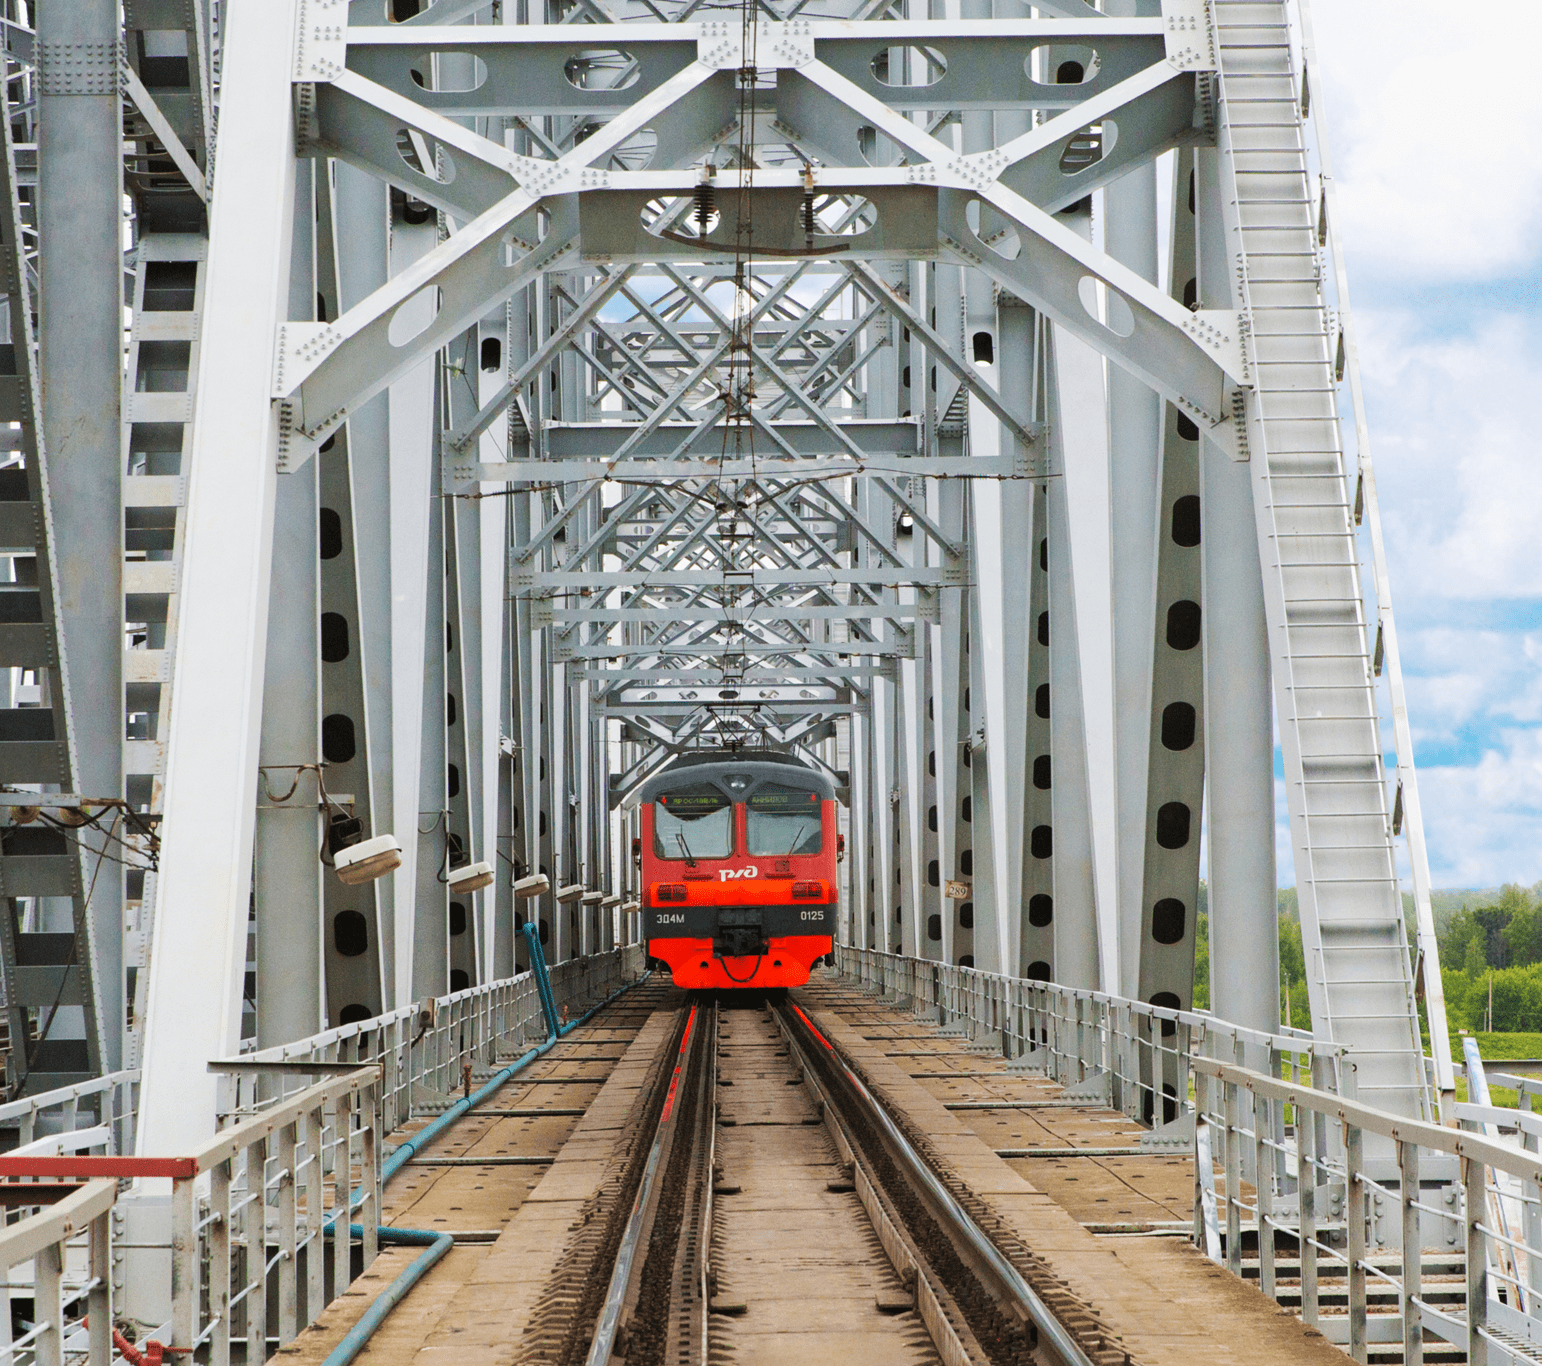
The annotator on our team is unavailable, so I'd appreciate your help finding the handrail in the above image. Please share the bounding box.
[0,1178,116,1265]
[840,946,1343,1063]
[0,1068,139,1125]
[1193,1055,1542,1183]
[185,1065,377,1174]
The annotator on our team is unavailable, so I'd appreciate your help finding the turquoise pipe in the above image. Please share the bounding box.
[381,967,641,1181]
[320,1231,453,1366]
[318,956,646,1366]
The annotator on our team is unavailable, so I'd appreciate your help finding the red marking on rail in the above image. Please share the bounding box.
[0,1157,198,1179]
[659,1005,698,1123]
[790,1004,833,1051]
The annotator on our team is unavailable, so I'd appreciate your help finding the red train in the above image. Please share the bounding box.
[635,750,838,989]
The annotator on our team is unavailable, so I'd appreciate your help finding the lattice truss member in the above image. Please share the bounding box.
[130,0,1450,1146]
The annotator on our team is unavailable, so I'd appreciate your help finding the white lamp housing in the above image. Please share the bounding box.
[334,833,402,886]
[580,891,605,906]
[556,883,586,904]
[448,860,495,894]
[513,873,549,900]
[601,894,621,908]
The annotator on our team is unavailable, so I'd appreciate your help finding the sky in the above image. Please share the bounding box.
[1305,2,1542,889]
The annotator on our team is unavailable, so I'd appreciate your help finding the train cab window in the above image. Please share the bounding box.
[653,788,733,860]
[746,784,823,856]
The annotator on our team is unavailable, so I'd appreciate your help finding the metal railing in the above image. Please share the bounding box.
[833,946,1350,1136]
[216,945,644,1129]
[1189,1053,1542,1365]
[174,1067,381,1365]
[0,1181,115,1366]
[0,1069,139,1155]
[0,945,644,1366]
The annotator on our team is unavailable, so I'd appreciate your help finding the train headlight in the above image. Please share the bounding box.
[792,880,824,900]
[657,883,688,902]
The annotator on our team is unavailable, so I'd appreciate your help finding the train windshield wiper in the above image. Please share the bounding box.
[786,823,808,856]
[675,830,697,867]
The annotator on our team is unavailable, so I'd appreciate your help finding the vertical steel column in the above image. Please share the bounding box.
[1104,129,1163,1003]
[255,169,322,1046]
[38,0,124,1069]
[1044,330,1100,992]
[330,164,398,1005]
[1197,147,1278,1035]
[137,0,299,1151]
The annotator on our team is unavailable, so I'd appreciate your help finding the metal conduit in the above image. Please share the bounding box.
[319,959,646,1366]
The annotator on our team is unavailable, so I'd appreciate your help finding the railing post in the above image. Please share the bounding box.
[171,1171,198,1357]
[89,1205,112,1366]
[1399,1137,1422,1366]
[1298,1093,1318,1328]
[34,1237,62,1366]
[1464,1154,1487,1364]
[305,1103,324,1323]
[334,1092,353,1297]
[210,1158,232,1366]
[1256,1088,1274,1301]
[1224,1078,1241,1276]
[277,1119,299,1344]
[1346,1122,1367,1363]
[245,1139,269,1364]
[362,1081,380,1266]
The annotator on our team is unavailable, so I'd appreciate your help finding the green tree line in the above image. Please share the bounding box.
[1435,882,1542,1032]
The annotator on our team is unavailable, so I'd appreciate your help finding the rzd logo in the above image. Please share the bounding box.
[718,866,759,881]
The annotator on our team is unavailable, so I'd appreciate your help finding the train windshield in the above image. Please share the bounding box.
[653,788,733,860]
[746,784,824,856]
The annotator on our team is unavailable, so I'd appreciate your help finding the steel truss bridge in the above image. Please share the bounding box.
[0,0,1458,1171]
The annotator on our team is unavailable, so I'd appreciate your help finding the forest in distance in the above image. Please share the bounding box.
[1188,881,1538,1035]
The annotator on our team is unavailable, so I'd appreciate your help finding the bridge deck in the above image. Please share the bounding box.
[279,975,1345,1366]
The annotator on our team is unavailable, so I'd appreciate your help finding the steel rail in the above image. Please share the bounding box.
[780,1002,1098,1366]
[586,1003,702,1366]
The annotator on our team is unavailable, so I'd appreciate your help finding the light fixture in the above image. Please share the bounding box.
[335,833,403,885]
[513,872,549,899]
[448,860,495,893]
[556,883,586,904]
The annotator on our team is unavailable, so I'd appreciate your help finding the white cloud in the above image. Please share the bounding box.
[1419,730,1542,886]
[1311,1,1542,281]
[1359,308,1542,600]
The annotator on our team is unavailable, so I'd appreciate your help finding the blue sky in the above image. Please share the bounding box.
[1306,2,1542,888]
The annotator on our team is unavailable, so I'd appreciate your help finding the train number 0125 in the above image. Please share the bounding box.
[717,866,759,881]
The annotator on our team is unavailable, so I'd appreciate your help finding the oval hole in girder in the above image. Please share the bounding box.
[806,193,877,238]
[1155,801,1191,849]
[610,127,657,171]
[1161,701,1197,751]
[964,198,1021,261]
[1150,990,1181,1036]
[1026,960,1051,982]
[871,46,947,87]
[1077,276,1136,338]
[1027,44,1100,86]
[1058,120,1116,176]
[394,128,456,184]
[1166,599,1202,651]
[563,49,640,91]
[387,285,441,348]
[334,910,369,958]
[409,53,489,93]
[1028,894,1053,927]
[1151,898,1186,945]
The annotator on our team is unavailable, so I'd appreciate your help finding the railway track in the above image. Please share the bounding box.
[550,995,1132,1366]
